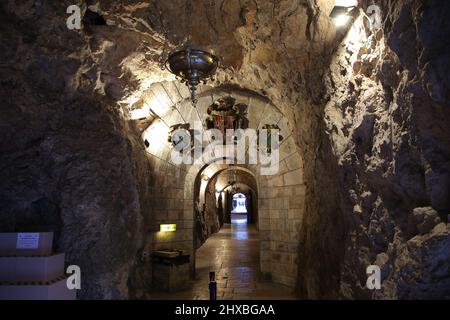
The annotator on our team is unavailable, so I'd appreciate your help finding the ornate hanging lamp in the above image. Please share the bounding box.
[165,47,219,106]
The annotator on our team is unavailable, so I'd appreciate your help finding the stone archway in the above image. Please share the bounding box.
[189,163,258,277]
[183,152,305,287]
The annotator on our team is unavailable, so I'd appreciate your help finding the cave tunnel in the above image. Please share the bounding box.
[0,0,449,303]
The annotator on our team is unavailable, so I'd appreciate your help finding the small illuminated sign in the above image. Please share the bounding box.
[160,224,176,232]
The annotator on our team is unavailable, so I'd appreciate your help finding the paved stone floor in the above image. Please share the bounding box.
[149,214,296,300]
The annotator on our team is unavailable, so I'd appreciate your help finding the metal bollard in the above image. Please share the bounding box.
[209,271,217,300]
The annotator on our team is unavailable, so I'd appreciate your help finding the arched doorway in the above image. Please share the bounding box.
[190,164,266,298]
[192,164,259,252]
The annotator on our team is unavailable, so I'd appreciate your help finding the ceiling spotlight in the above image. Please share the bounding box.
[165,47,219,106]
[329,5,357,27]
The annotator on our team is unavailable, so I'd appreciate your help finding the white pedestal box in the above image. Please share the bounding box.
[0,232,76,300]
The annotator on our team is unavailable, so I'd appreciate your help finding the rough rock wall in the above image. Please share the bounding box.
[196,170,257,248]
[324,0,450,299]
[0,1,154,299]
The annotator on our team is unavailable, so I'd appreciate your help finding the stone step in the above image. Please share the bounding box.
[0,253,65,282]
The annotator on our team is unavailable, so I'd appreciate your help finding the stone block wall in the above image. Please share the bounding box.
[257,142,305,287]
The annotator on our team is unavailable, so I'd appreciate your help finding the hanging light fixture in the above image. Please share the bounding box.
[164,47,219,106]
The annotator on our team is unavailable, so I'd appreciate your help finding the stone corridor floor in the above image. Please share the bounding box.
[149,214,296,300]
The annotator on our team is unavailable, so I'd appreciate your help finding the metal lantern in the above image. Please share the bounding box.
[165,47,219,105]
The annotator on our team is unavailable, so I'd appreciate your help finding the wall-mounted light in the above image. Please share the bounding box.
[160,224,176,232]
[330,5,357,27]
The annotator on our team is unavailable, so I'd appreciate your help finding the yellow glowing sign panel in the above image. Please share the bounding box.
[160,224,176,232]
